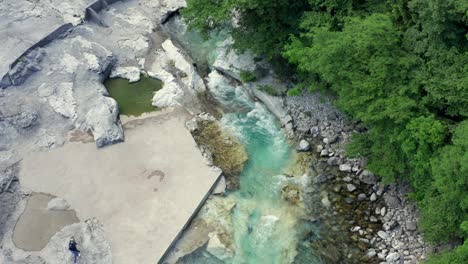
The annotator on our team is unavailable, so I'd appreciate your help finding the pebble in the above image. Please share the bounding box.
[347,184,357,192]
[339,164,352,172]
[343,176,352,182]
[370,192,377,202]
[326,156,340,165]
[381,207,387,216]
[386,252,400,262]
[378,230,389,240]
[367,250,377,258]
[357,193,367,201]
[320,149,329,157]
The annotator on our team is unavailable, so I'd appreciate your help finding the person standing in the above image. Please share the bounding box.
[68,237,80,263]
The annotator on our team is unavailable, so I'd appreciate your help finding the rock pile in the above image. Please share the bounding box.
[286,93,431,263]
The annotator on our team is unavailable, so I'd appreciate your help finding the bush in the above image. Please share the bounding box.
[287,85,303,96]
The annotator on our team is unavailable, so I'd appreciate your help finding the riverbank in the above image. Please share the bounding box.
[286,94,432,263]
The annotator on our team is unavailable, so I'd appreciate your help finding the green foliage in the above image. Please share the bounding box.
[426,242,468,264]
[239,70,256,83]
[420,121,468,242]
[287,87,302,97]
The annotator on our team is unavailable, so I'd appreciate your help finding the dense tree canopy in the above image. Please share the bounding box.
[183,0,468,261]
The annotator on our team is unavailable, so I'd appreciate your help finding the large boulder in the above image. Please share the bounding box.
[83,96,124,148]
[213,38,256,81]
[150,39,205,112]
[109,66,140,83]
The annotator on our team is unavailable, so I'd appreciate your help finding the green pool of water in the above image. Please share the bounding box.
[104,75,163,116]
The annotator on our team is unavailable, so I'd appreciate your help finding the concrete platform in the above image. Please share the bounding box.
[18,108,221,263]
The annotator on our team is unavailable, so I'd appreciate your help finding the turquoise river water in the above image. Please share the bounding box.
[165,18,327,264]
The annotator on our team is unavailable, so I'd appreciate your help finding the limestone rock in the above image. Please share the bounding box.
[323,135,338,144]
[150,39,205,110]
[327,157,340,166]
[296,139,310,152]
[47,197,70,211]
[386,252,400,262]
[110,66,141,83]
[384,193,401,209]
[83,96,124,148]
[347,184,357,192]
[320,149,329,157]
[213,38,256,81]
[339,164,352,172]
[39,82,77,119]
[378,230,389,240]
[7,48,46,87]
[206,232,234,261]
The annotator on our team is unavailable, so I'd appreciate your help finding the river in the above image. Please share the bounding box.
[163,17,327,264]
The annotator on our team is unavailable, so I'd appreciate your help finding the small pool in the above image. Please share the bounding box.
[104,75,163,116]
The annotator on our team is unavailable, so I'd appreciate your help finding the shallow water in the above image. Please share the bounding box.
[104,75,162,116]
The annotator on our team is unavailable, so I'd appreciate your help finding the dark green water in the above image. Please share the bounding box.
[104,75,163,116]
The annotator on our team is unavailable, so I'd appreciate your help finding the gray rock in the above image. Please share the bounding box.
[314,174,328,184]
[370,193,377,202]
[386,252,400,262]
[345,197,354,204]
[84,96,124,148]
[367,250,377,258]
[381,207,387,216]
[347,184,357,192]
[310,126,320,136]
[359,170,377,185]
[343,176,352,182]
[7,48,46,87]
[384,193,401,209]
[406,220,417,231]
[378,230,389,240]
[316,144,323,153]
[339,164,352,172]
[327,157,340,166]
[323,135,338,144]
[296,139,310,152]
[357,193,367,201]
[320,149,329,157]
[5,111,39,129]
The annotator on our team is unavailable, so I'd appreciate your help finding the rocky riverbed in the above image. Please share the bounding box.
[286,94,432,263]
